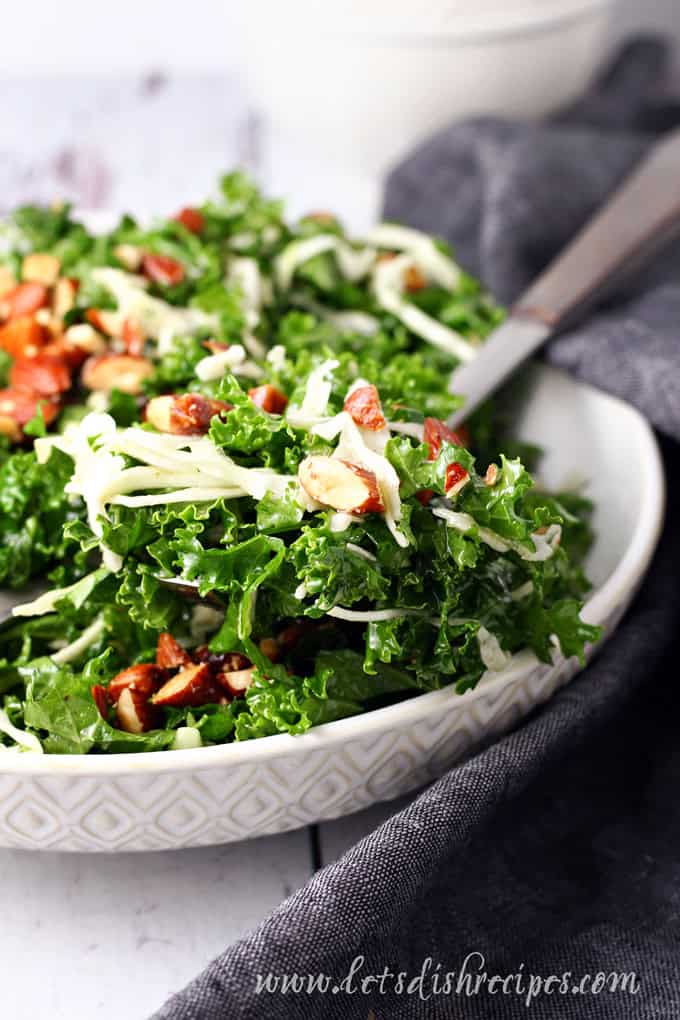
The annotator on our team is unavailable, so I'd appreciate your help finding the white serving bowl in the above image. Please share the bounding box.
[0,363,663,851]
[236,0,617,178]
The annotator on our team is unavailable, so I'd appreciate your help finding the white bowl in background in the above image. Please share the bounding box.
[0,363,663,851]
[236,0,617,178]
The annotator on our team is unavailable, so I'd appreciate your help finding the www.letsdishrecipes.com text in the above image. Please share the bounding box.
[254,953,640,1008]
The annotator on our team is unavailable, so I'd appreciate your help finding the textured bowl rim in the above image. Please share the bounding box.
[0,365,664,776]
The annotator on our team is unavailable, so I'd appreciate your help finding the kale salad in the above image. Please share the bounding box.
[0,173,599,755]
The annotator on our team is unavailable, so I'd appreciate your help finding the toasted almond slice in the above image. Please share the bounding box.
[121,317,145,356]
[86,308,122,337]
[423,417,466,460]
[81,354,154,394]
[43,338,87,371]
[108,663,167,703]
[10,351,71,396]
[298,456,384,513]
[4,283,49,321]
[248,384,288,415]
[445,462,470,498]
[22,253,61,287]
[0,387,59,439]
[116,686,160,733]
[151,663,219,707]
[145,393,231,435]
[0,317,46,358]
[173,208,205,234]
[53,277,79,319]
[343,384,386,431]
[155,633,193,670]
[113,244,143,271]
[64,322,107,355]
[143,395,173,432]
[485,463,499,486]
[219,666,256,697]
[202,339,229,354]
[142,253,185,287]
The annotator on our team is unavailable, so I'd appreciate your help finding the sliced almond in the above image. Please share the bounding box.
[485,463,499,486]
[0,387,59,440]
[423,417,465,460]
[108,663,166,703]
[155,632,193,670]
[121,317,146,356]
[248,384,288,415]
[86,308,122,337]
[4,283,49,321]
[445,462,470,498]
[53,277,79,319]
[81,354,154,394]
[22,253,61,287]
[145,393,231,435]
[0,317,46,358]
[343,384,386,431]
[116,686,160,734]
[173,208,205,234]
[113,244,143,272]
[151,663,220,707]
[143,395,174,432]
[298,456,384,514]
[9,351,71,396]
[142,253,185,287]
[219,666,256,697]
[64,322,107,355]
[202,339,229,355]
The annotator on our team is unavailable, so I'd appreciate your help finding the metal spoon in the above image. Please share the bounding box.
[448,127,680,427]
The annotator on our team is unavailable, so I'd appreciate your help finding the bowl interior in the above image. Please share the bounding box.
[510,363,660,591]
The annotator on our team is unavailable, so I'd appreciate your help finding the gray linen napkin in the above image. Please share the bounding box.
[153,39,680,1019]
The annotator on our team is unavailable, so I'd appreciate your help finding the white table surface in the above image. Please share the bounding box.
[0,798,412,1018]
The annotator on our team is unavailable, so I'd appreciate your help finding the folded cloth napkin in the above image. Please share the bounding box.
[153,38,680,1020]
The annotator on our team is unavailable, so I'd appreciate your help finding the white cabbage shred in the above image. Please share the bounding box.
[0,709,43,754]
[51,616,106,665]
[372,255,476,362]
[91,268,216,356]
[430,504,561,562]
[195,343,263,382]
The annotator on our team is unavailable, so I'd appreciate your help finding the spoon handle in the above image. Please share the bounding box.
[449,127,680,427]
